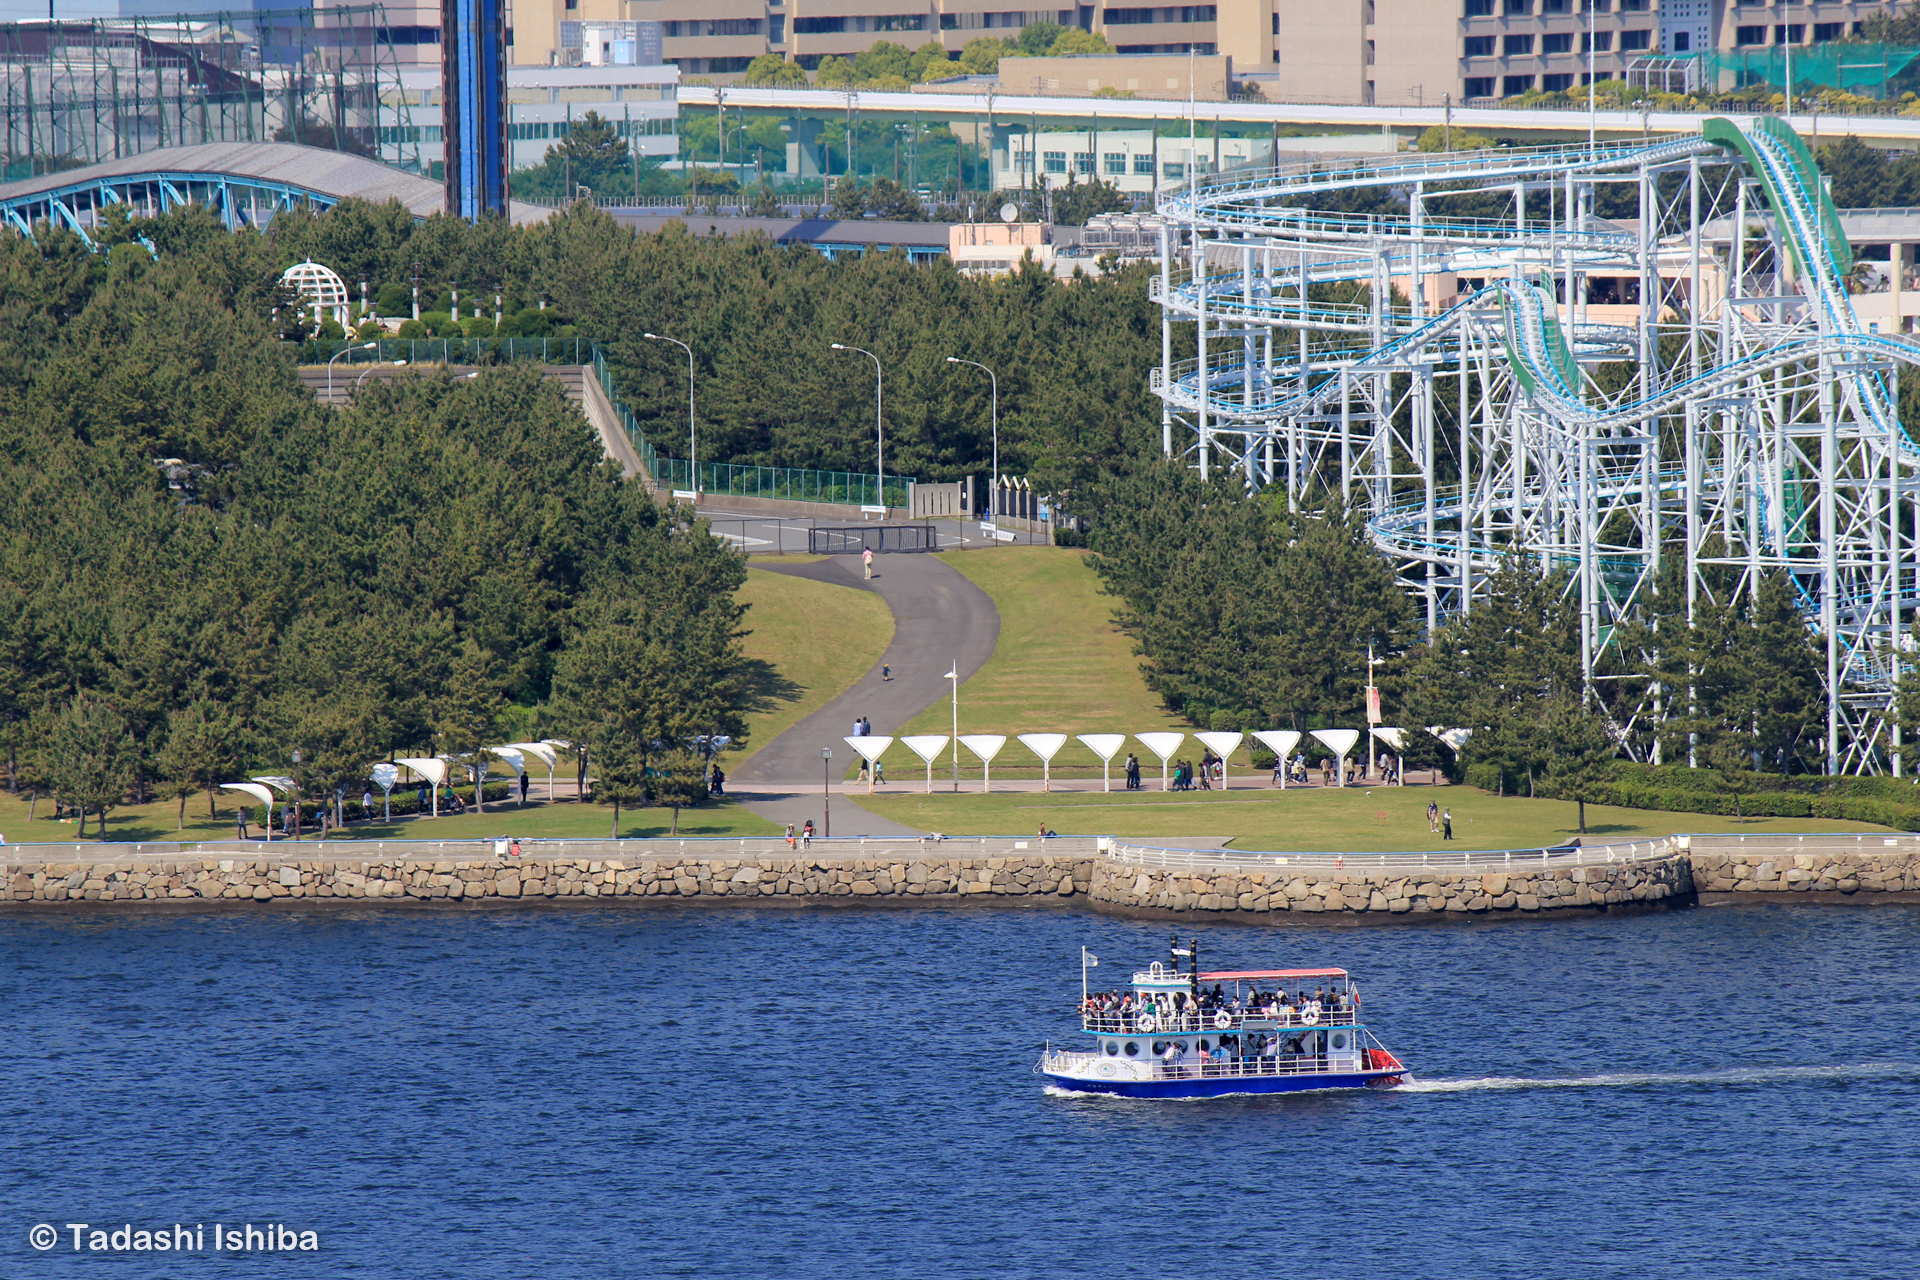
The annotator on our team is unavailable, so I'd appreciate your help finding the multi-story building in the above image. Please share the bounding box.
[380,63,679,173]
[1274,0,1904,107]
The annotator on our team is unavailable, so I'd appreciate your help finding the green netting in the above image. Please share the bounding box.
[1705,44,1920,96]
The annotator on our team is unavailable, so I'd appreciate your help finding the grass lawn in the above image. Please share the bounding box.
[899,547,1184,780]
[0,788,781,847]
[858,782,1896,851]
[733,559,893,765]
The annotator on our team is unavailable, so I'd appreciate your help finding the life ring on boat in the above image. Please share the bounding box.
[1299,1005,1320,1025]
[1135,1014,1157,1033]
[1213,1011,1232,1030]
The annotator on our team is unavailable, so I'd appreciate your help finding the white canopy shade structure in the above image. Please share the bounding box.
[542,739,575,801]
[504,740,560,801]
[1429,726,1472,753]
[395,757,449,816]
[1371,727,1407,786]
[1017,733,1069,792]
[843,734,894,793]
[1134,731,1185,792]
[221,782,279,836]
[1193,731,1244,790]
[900,734,951,794]
[1251,730,1303,788]
[1309,729,1362,788]
[1076,733,1127,792]
[369,762,399,820]
[958,734,1007,792]
[487,747,530,803]
[250,775,295,795]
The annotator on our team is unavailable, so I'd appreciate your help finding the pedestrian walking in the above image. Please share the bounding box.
[862,547,874,580]
[1427,800,1439,833]
[237,807,249,840]
[881,662,892,682]
[802,819,814,849]
[1442,809,1453,841]
[1125,752,1141,790]
[519,772,530,804]
[362,786,374,819]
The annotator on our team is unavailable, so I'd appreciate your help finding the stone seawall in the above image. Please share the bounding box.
[8,834,1920,919]
[1089,857,1694,920]
[3,854,1096,906]
[1689,849,1920,901]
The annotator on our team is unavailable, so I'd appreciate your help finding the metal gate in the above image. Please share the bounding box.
[808,525,936,554]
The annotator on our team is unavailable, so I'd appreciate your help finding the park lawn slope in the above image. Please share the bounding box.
[732,560,894,766]
[857,783,1895,851]
[898,546,1183,779]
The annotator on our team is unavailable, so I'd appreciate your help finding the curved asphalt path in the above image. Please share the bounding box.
[730,552,1000,837]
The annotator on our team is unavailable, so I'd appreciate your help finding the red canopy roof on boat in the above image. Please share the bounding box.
[1199,968,1347,980]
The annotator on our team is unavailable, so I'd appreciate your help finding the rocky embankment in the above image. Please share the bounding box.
[4,852,1095,905]
[1088,858,1692,920]
[7,834,1919,919]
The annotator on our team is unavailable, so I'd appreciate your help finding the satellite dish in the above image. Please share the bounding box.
[999,202,1020,223]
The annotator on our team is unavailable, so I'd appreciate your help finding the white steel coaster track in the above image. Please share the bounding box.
[1153,120,1920,775]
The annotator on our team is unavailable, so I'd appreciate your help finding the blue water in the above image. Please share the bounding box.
[4,902,1917,1278]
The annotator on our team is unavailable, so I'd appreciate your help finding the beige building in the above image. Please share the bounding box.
[995,52,1234,98]
[507,0,1906,92]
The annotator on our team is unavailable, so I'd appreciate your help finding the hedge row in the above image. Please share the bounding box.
[1463,763,1920,831]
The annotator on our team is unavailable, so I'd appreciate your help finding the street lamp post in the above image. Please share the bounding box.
[327,341,377,400]
[945,356,998,518]
[822,746,832,837]
[644,332,697,495]
[830,343,885,513]
[356,359,407,391]
[945,661,960,792]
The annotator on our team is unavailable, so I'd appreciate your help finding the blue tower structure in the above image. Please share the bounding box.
[441,0,507,219]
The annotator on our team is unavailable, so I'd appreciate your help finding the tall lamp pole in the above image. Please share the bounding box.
[327,341,377,400]
[830,343,885,513]
[645,332,696,495]
[945,356,998,517]
[945,662,960,792]
[822,747,832,837]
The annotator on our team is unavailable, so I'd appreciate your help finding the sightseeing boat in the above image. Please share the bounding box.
[1037,940,1407,1098]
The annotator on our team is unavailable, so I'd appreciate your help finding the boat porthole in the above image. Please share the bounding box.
[1332,1032,1350,1051]
[1123,1041,1140,1057]
[1104,1040,1120,1056]
[1197,1039,1211,1053]
[1152,1041,1168,1055]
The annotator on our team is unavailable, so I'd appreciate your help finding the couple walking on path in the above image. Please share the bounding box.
[1427,801,1453,841]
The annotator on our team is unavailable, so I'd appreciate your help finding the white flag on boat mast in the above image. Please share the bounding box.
[1082,947,1098,967]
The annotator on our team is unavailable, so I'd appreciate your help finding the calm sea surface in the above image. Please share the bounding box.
[3,901,1916,1278]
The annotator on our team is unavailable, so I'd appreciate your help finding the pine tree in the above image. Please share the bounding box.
[1544,696,1615,835]
[40,699,136,839]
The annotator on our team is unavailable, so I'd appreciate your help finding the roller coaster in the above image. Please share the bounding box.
[1153,117,1919,776]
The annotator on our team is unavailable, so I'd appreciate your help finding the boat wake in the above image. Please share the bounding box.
[1397,1062,1920,1093]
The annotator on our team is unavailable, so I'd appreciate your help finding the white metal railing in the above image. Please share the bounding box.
[1081,1007,1356,1035]
[1107,837,1676,874]
[0,833,1100,866]
[1679,832,1920,856]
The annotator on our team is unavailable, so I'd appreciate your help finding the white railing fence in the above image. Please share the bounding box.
[1105,837,1677,874]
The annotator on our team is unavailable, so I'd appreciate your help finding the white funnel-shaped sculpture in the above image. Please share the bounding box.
[958,734,1007,792]
[1428,726,1472,753]
[1017,733,1069,792]
[1135,732,1185,792]
[1076,733,1126,793]
[1193,731,1243,790]
[506,740,559,801]
[1372,727,1407,786]
[395,757,449,816]
[1309,728,1362,788]
[843,735,894,793]
[1252,730,1302,788]
[901,734,950,794]
[221,782,278,837]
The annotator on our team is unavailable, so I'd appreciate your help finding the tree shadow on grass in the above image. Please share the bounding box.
[741,657,803,720]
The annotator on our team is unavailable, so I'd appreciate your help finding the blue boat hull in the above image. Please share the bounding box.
[1043,1069,1398,1099]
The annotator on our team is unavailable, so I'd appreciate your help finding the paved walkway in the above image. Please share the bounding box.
[730,552,1000,837]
